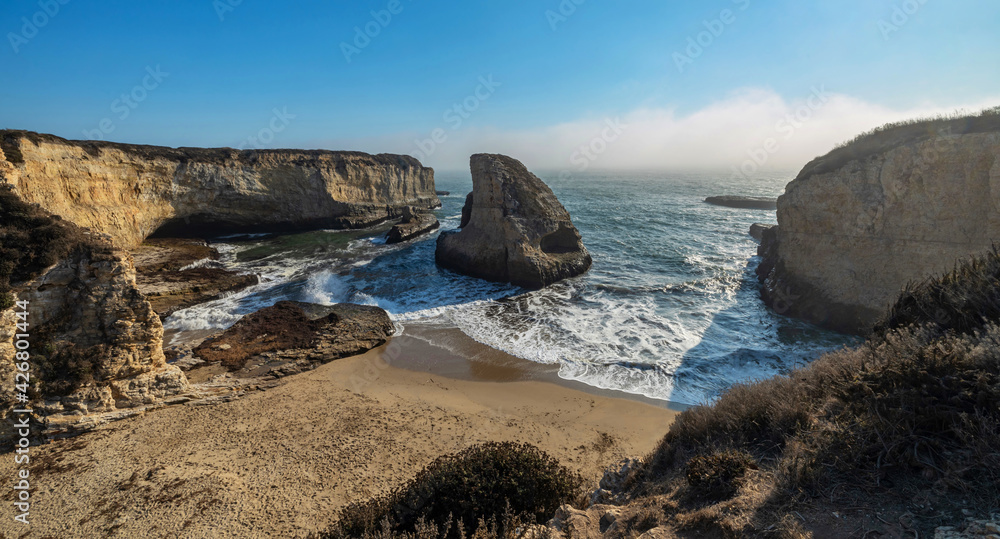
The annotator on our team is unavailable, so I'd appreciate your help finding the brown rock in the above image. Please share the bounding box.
[385,207,440,244]
[131,238,258,319]
[435,154,592,289]
[0,130,440,249]
[193,301,394,373]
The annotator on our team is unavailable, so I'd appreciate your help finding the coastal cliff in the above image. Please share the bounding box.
[0,131,438,441]
[758,111,1000,333]
[0,130,439,249]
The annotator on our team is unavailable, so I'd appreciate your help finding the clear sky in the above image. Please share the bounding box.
[2,0,998,173]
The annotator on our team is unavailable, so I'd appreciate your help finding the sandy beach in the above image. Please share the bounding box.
[0,331,678,538]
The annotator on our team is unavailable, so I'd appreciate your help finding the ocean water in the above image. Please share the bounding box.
[164,171,857,405]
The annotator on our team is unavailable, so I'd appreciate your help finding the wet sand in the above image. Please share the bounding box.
[0,331,679,538]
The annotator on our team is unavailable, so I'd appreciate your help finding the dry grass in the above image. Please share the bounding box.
[798,105,1000,179]
[0,184,111,309]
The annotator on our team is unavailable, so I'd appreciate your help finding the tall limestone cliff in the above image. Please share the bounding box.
[758,111,1000,333]
[0,130,439,249]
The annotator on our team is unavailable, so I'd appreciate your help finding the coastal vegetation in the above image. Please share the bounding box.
[800,105,1000,178]
[0,185,127,398]
[0,185,101,310]
[320,442,582,539]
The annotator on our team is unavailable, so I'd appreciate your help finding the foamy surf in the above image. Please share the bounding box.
[161,171,857,405]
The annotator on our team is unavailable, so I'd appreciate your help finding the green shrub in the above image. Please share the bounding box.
[322,442,582,539]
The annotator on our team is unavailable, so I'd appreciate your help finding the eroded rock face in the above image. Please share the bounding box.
[435,154,592,289]
[749,223,774,242]
[0,130,439,249]
[758,125,1000,333]
[1,247,188,443]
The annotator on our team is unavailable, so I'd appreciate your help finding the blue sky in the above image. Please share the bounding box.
[1,0,998,172]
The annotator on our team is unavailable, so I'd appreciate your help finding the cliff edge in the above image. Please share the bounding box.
[758,109,1000,333]
[0,130,439,249]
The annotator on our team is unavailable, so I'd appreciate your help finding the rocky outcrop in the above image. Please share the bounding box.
[385,207,440,244]
[132,239,258,319]
[0,130,439,249]
[192,301,394,378]
[1,246,189,444]
[757,114,1000,333]
[749,223,773,242]
[705,196,777,210]
[0,182,187,442]
[0,128,435,442]
[435,154,592,289]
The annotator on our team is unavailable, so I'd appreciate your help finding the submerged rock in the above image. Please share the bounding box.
[435,154,592,289]
[385,206,440,244]
[705,196,777,210]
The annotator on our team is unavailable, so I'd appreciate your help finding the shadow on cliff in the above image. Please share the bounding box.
[667,255,858,406]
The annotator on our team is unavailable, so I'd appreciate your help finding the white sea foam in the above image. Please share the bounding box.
[178,258,224,271]
[301,271,349,305]
[163,173,855,405]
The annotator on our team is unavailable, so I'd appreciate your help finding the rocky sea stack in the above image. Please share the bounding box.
[757,110,1000,333]
[435,154,592,289]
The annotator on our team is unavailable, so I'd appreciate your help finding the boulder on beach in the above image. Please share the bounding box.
[705,196,777,210]
[435,154,592,289]
[193,301,394,372]
[385,206,440,244]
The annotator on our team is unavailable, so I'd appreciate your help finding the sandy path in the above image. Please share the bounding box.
[0,342,676,538]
